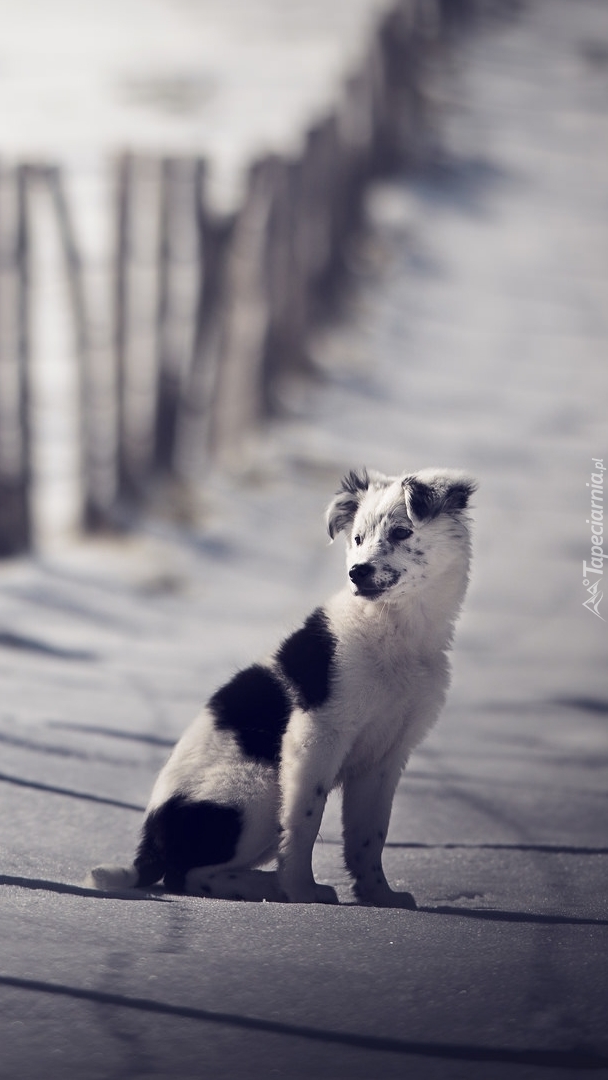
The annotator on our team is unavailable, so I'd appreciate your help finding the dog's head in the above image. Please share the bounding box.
[326,467,477,602]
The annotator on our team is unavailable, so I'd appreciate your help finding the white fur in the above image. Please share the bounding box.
[87,467,476,907]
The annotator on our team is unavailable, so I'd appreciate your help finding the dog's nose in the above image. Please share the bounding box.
[349,562,374,586]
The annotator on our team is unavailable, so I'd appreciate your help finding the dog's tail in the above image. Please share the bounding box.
[85,819,165,891]
[85,863,141,890]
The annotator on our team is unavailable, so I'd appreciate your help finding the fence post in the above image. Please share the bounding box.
[153,156,201,477]
[114,153,163,508]
[114,151,131,505]
[173,161,233,483]
[207,156,278,468]
[0,164,31,556]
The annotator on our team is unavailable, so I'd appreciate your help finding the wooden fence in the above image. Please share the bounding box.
[0,0,465,556]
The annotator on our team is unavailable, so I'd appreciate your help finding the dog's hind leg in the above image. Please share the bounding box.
[185,866,285,902]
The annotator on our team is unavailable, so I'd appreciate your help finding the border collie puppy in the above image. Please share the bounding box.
[88,467,476,907]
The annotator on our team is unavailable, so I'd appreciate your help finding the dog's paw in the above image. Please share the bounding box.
[383,889,417,910]
[280,881,339,905]
[357,888,417,910]
[313,883,340,905]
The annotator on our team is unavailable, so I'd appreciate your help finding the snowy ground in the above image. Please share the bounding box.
[1,1,608,1077]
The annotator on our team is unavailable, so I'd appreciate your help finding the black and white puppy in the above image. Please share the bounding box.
[88,467,476,907]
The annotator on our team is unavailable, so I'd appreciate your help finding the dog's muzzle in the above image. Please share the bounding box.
[349,562,374,587]
[349,561,402,598]
[349,562,380,597]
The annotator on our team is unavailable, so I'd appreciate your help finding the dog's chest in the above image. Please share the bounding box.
[334,613,440,760]
[342,607,421,687]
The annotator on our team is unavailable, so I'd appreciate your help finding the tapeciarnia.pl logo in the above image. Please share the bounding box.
[582,458,605,620]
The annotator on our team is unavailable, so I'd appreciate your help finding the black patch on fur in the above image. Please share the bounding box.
[326,469,375,539]
[404,476,476,521]
[404,479,437,521]
[133,827,166,888]
[209,664,291,764]
[277,608,336,712]
[136,796,242,893]
[341,468,370,497]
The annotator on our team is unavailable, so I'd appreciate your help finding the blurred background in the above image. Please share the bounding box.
[0,0,606,706]
[0,0,421,555]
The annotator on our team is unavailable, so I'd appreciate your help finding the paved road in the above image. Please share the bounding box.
[1,2,607,1077]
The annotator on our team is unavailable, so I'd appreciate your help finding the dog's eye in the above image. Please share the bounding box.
[389,526,413,543]
[354,534,363,547]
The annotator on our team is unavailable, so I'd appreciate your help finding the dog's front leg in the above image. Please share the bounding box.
[342,755,416,909]
[277,714,341,904]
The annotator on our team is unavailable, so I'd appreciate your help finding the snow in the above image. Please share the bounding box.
[1,0,608,1076]
[0,0,390,210]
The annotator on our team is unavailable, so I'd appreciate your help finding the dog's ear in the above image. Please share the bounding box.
[402,472,477,522]
[326,468,371,539]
